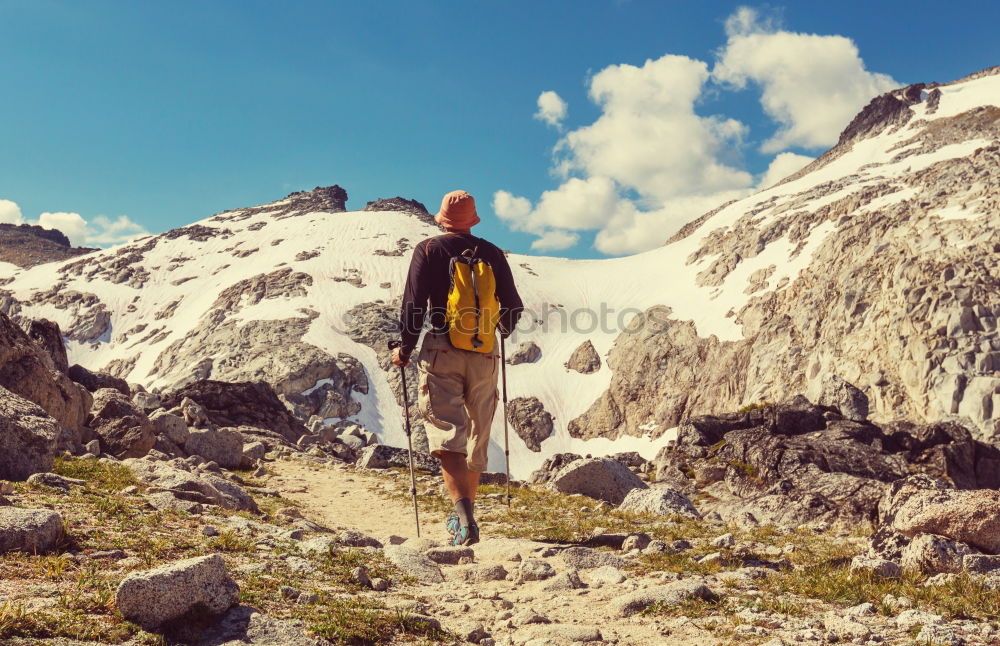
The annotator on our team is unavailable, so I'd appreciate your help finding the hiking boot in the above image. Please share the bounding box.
[446,513,460,539]
[451,523,480,546]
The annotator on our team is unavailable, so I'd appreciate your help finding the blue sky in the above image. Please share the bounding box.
[1,1,997,257]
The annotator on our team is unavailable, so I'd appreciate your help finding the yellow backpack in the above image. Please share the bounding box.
[446,247,500,353]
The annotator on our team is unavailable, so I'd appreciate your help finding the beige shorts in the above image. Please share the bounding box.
[416,333,500,472]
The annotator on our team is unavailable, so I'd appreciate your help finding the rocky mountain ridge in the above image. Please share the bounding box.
[0,222,96,268]
[0,66,998,477]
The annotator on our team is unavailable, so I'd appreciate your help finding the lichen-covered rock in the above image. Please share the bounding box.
[115,554,239,630]
[87,388,156,459]
[0,386,61,480]
[900,533,977,574]
[0,507,64,553]
[548,458,647,504]
[506,396,553,452]
[356,444,439,474]
[123,458,258,512]
[618,486,700,519]
[150,410,190,446]
[382,546,444,583]
[528,452,582,484]
[185,428,244,469]
[24,318,68,373]
[564,340,600,374]
[892,488,1000,553]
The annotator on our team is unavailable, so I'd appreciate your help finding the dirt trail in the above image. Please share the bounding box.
[269,460,432,541]
[268,459,712,646]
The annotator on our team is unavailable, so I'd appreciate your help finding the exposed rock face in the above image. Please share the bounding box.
[573,88,1000,442]
[655,396,1000,528]
[362,197,436,226]
[547,458,647,504]
[0,311,91,430]
[900,533,977,573]
[0,508,65,553]
[507,340,541,365]
[115,554,240,630]
[69,363,131,396]
[565,340,601,374]
[24,318,68,373]
[506,396,554,452]
[356,444,440,474]
[0,222,95,267]
[87,388,156,459]
[0,387,61,480]
[528,453,582,484]
[161,380,308,444]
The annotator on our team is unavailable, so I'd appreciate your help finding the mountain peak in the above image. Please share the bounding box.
[0,223,95,268]
[362,196,436,226]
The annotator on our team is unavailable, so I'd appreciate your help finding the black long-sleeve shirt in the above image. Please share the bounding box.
[399,233,523,357]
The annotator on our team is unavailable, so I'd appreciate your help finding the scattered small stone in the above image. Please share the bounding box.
[621,533,651,552]
[296,591,318,605]
[370,577,389,592]
[588,565,627,586]
[352,566,371,588]
[425,546,475,565]
[915,623,963,646]
[280,585,300,600]
[516,559,556,582]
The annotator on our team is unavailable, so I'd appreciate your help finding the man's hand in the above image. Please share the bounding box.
[391,347,409,367]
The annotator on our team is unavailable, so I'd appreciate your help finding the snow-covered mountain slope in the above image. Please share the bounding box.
[2,67,998,476]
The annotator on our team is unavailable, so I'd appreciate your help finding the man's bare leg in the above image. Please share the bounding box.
[438,451,481,502]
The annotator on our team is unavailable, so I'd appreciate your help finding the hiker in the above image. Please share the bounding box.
[391,189,523,546]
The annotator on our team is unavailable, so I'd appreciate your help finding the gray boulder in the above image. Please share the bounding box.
[619,485,700,518]
[506,396,554,452]
[891,488,1000,554]
[507,341,541,365]
[69,364,131,396]
[87,388,156,459]
[123,458,258,512]
[547,457,647,504]
[901,533,977,574]
[116,554,239,630]
[0,386,61,480]
[186,428,244,469]
[24,318,69,373]
[150,410,189,446]
[611,579,717,617]
[383,546,444,583]
[818,374,869,421]
[132,390,162,413]
[240,441,267,468]
[0,507,64,553]
[559,546,626,570]
[565,340,601,374]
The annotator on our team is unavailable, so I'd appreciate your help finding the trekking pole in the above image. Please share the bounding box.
[388,340,421,537]
[500,336,512,507]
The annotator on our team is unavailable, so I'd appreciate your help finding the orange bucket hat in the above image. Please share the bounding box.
[435,190,480,229]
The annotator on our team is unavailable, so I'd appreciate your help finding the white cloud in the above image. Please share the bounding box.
[713,6,899,152]
[37,212,89,246]
[0,198,148,247]
[493,7,895,256]
[531,230,579,252]
[534,91,568,129]
[82,214,147,247]
[0,199,24,224]
[757,152,813,190]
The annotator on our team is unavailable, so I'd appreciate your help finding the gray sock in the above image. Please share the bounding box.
[455,498,475,528]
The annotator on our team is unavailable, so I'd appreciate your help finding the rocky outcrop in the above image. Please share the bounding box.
[162,380,308,444]
[891,489,1000,553]
[0,311,91,431]
[528,453,582,484]
[363,197,436,226]
[116,554,240,630]
[565,340,601,374]
[356,444,439,474]
[0,387,61,480]
[69,363,131,396]
[507,340,541,365]
[655,396,1000,528]
[506,396,553,452]
[0,222,95,267]
[124,458,259,512]
[185,428,244,469]
[87,388,156,459]
[24,318,69,373]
